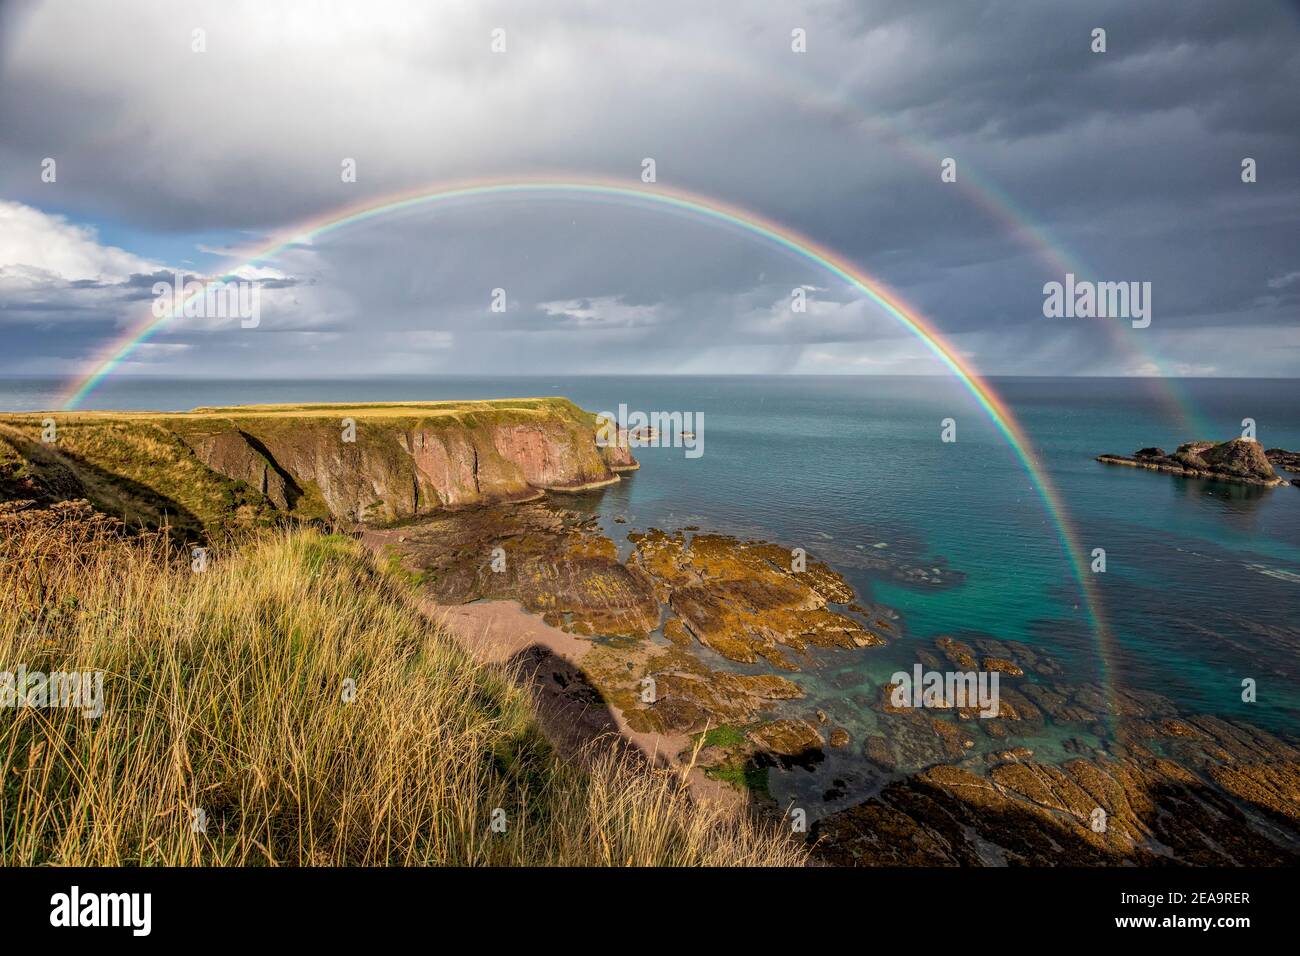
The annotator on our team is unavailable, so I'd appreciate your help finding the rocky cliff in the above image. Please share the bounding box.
[0,398,634,533]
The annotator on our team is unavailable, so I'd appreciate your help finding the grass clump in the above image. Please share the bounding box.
[706,764,770,796]
[700,724,748,750]
[0,502,803,866]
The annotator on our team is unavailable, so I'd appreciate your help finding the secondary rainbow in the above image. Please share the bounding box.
[629,41,1207,434]
[60,176,1118,716]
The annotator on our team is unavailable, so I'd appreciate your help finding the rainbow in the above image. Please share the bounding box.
[649,42,1209,433]
[60,176,1118,720]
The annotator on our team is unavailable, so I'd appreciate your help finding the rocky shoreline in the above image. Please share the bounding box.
[375,496,1300,866]
[5,399,1298,865]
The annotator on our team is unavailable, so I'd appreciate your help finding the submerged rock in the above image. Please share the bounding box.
[748,718,825,763]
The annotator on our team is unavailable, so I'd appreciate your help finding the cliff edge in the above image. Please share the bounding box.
[0,397,635,535]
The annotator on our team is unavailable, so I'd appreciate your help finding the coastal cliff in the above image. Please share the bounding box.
[0,398,633,534]
[6,399,1299,868]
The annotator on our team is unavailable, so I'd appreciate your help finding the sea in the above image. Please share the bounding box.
[5,374,1298,810]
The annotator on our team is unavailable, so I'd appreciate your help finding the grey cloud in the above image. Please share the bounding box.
[0,0,1296,377]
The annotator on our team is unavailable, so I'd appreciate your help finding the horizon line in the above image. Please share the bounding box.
[6,371,1295,381]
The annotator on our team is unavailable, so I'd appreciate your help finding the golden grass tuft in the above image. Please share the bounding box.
[0,502,804,866]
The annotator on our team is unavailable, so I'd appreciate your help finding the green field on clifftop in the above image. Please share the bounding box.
[0,398,610,538]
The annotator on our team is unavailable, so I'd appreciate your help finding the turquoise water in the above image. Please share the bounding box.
[5,375,1298,751]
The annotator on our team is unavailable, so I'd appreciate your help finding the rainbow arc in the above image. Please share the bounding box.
[60,177,1119,722]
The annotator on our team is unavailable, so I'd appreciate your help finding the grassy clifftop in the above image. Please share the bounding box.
[0,415,274,538]
[0,398,631,537]
[185,397,595,419]
[0,502,801,866]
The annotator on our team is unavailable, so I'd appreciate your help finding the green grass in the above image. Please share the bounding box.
[0,505,804,866]
[700,724,749,750]
[697,725,770,795]
[706,764,771,796]
[0,418,277,537]
[379,544,430,589]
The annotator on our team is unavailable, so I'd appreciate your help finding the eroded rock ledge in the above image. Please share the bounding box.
[376,502,895,744]
[1097,439,1291,487]
[1265,447,1300,475]
[379,501,1300,865]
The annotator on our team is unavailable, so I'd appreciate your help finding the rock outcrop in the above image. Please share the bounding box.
[813,711,1300,866]
[630,529,885,669]
[1097,438,1287,487]
[1265,447,1300,474]
[600,440,640,472]
[180,429,296,509]
[378,501,662,636]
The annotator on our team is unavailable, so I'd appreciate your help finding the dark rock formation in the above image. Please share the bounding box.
[1266,447,1300,473]
[379,501,661,637]
[813,713,1300,866]
[1098,438,1287,487]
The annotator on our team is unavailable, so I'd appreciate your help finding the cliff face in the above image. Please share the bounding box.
[599,440,640,472]
[176,400,631,522]
[181,429,295,509]
[0,398,635,530]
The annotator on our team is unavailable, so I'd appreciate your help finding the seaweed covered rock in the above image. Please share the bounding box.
[630,529,884,669]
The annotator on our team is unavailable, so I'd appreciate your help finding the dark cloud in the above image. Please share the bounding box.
[0,0,1296,378]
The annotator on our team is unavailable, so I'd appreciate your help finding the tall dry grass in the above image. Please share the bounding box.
[0,502,804,866]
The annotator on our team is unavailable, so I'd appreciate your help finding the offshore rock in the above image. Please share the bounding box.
[1097,438,1285,487]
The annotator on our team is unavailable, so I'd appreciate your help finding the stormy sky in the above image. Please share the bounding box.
[1,0,1297,381]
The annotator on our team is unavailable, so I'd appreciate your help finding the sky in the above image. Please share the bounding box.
[0,0,1297,383]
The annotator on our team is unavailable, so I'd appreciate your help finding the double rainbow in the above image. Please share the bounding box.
[60,176,1117,716]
